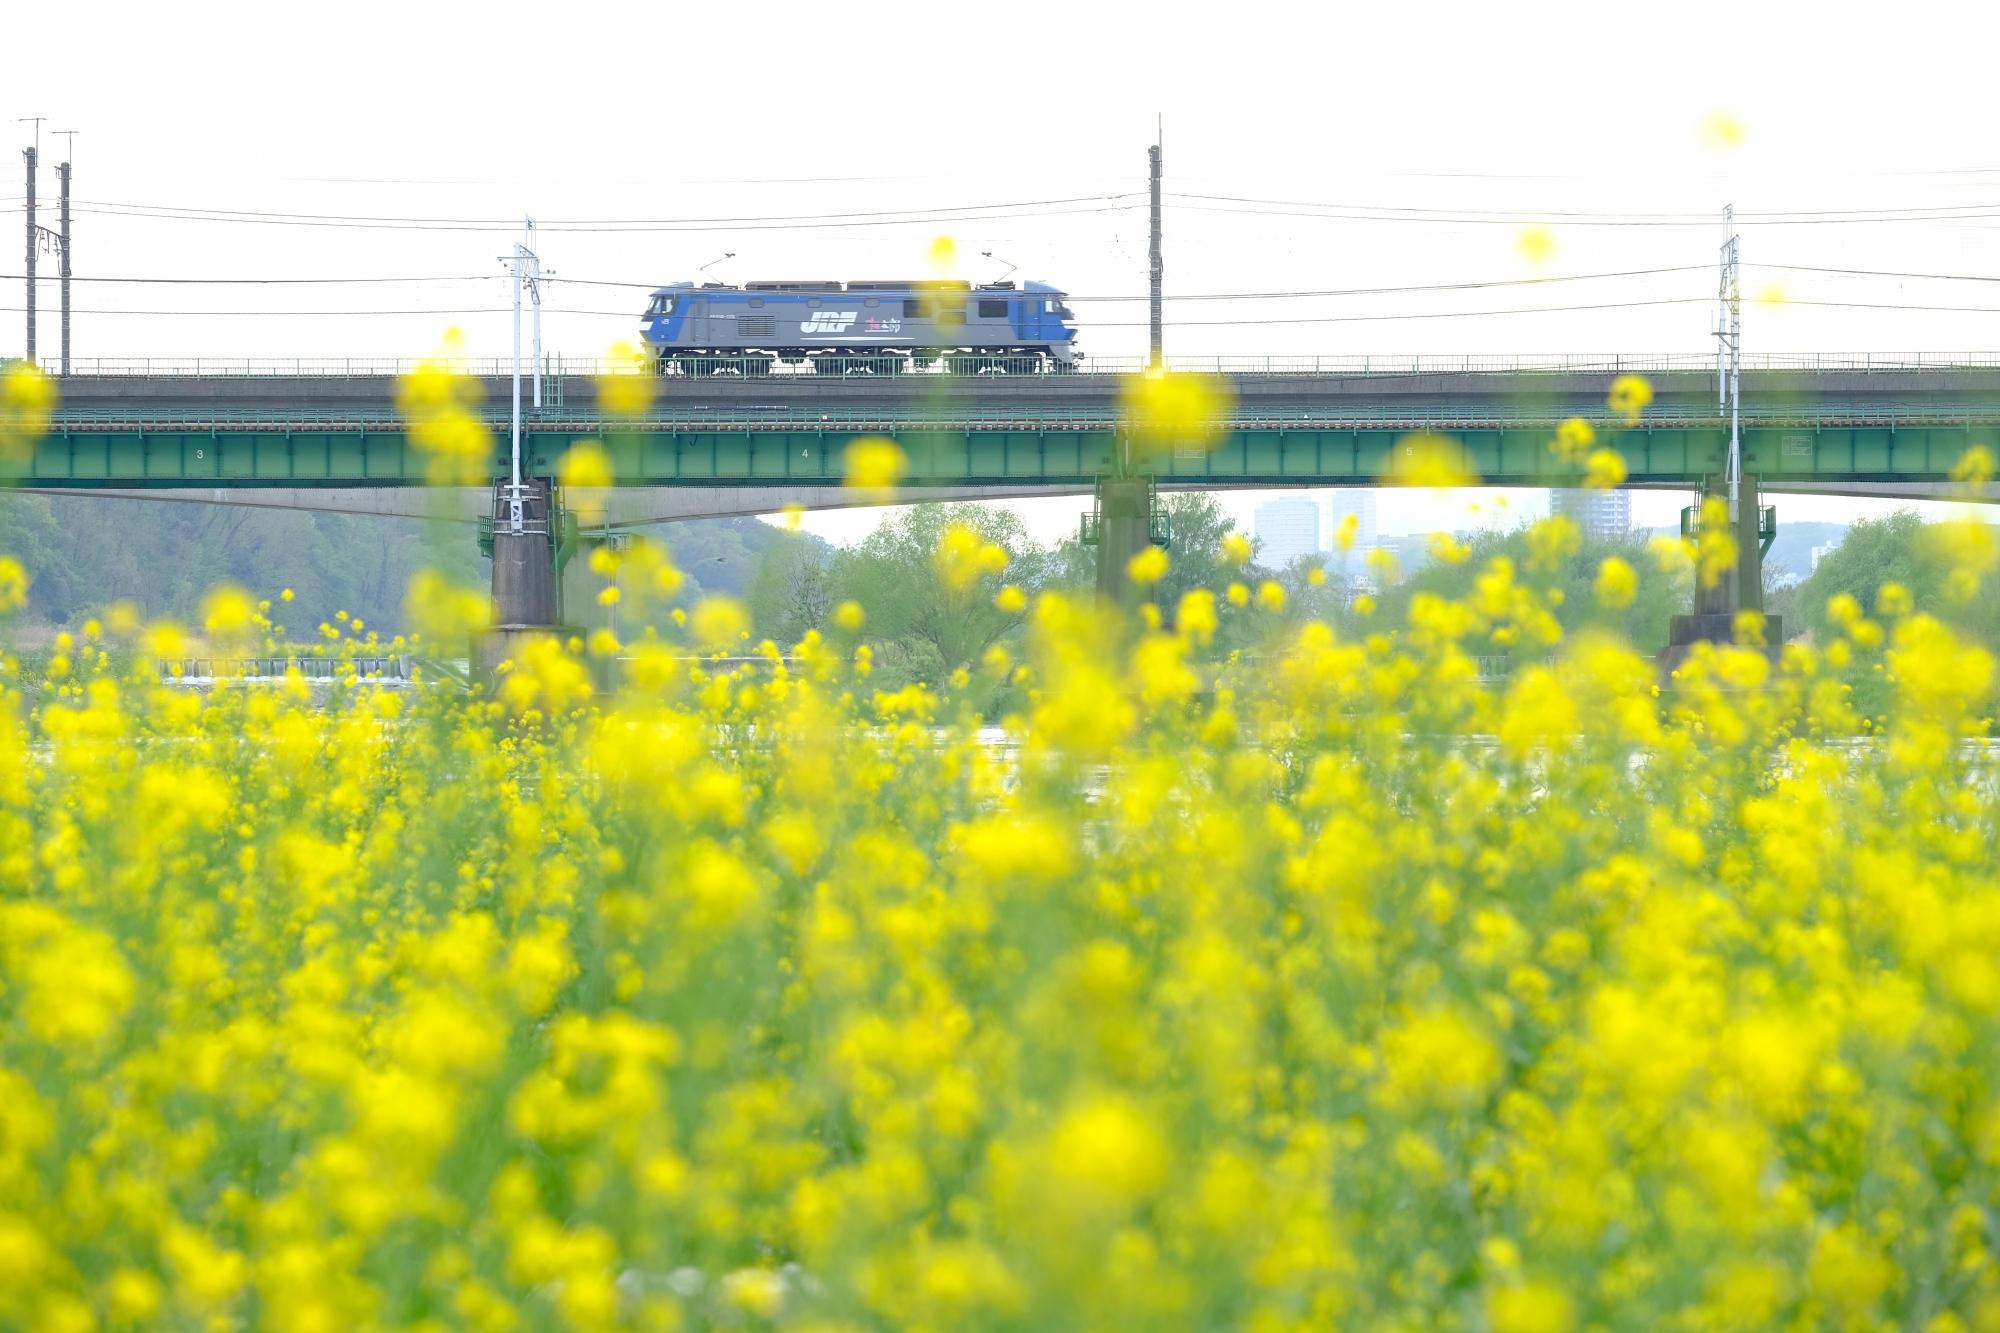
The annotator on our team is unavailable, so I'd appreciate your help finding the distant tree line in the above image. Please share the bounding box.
[12,486,1988,697]
[0,492,481,643]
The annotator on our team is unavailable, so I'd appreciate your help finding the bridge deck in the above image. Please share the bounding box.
[23,366,2000,493]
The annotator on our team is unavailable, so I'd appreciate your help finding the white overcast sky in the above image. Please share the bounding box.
[13,0,2000,542]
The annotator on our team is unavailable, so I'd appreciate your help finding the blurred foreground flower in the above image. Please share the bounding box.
[559,440,613,525]
[396,330,491,486]
[935,523,1009,591]
[1607,374,1653,424]
[0,362,55,464]
[598,340,656,417]
[405,569,490,644]
[0,516,1990,1333]
[1385,432,1476,487]
[1122,371,1233,457]
[691,595,748,650]
[844,437,906,502]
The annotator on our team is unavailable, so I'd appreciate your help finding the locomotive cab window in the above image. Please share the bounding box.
[978,299,1009,319]
[646,294,679,317]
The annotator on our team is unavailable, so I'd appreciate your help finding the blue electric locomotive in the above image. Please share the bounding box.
[639,278,1078,374]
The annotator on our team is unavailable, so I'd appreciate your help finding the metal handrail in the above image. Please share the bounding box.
[44,400,2000,433]
[31,352,2000,379]
[159,656,412,681]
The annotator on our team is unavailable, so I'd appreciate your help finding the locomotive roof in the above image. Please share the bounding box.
[647,278,1063,295]
[843,279,974,291]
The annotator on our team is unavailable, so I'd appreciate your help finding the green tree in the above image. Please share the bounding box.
[1153,490,1248,615]
[0,493,481,642]
[1363,522,1688,659]
[1791,509,2000,645]
[831,503,1045,684]
[653,517,785,603]
[746,528,835,648]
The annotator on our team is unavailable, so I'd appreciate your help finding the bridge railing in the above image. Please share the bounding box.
[159,656,412,682]
[37,352,2000,379]
[48,398,2000,434]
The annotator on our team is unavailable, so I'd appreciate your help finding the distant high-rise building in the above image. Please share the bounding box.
[1324,489,1378,553]
[1549,489,1631,540]
[1254,496,1321,569]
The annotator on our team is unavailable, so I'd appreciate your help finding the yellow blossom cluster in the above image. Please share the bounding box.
[0,518,1994,1332]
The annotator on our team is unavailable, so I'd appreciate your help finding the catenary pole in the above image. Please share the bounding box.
[510,240,523,531]
[58,159,70,376]
[1148,122,1163,371]
[1718,205,1741,525]
[22,147,35,366]
[527,216,542,410]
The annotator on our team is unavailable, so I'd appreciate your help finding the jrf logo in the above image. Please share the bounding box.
[800,311,859,334]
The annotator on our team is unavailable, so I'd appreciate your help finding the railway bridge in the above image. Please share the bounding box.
[20,353,2000,664]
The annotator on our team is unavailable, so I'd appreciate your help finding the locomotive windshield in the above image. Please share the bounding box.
[645,294,680,317]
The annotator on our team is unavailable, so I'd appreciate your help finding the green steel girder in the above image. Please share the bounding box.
[13,419,2000,490]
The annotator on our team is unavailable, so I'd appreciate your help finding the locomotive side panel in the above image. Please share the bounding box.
[640,280,1076,366]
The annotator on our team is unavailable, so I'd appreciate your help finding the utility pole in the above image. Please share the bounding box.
[57,159,71,376]
[506,237,525,531]
[1717,205,1741,527]
[19,118,48,366]
[56,131,74,377]
[21,143,35,366]
[1148,118,1163,371]
[478,217,560,674]
[1712,204,1744,600]
[526,216,544,409]
[497,218,550,529]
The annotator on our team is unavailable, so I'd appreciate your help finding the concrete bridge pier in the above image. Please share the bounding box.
[1093,476,1161,612]
[473,479,563,680]
[1666,473,1779,667]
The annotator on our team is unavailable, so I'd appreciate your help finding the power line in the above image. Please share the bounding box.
[0,273,497,285]
[1066,266,1705,302]
[1758,262,2000,283]
[3,298,1713,321]
[1091,297,1711,326]
[542,265,1707,299]
[26,187,2000,236]
[1762,297,2000,314]
[40,194,1146,234]
[24,285,2000,323]
[23,258,2000,296]
[9,262,2000,295]
[1166,192,2000,227]
[0,306,526,316]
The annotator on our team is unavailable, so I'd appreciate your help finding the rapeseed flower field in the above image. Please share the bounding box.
[1,362,1999,1333]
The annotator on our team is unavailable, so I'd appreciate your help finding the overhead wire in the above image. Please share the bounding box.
[47,194,1146,234]
[28,293,2000,323]
[35,188,2000,234]
[0,273,497,285]
[1167,191,2000,226]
